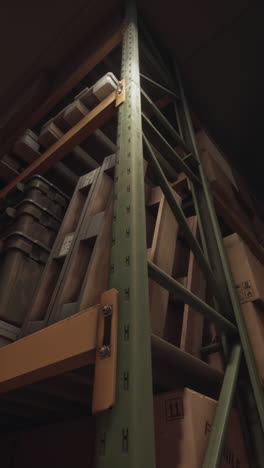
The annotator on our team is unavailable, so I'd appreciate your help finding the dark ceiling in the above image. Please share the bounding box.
[0,1,263,199]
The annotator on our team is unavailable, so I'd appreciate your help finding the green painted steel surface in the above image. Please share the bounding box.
[140,73,179,99]
[95,1,156,467]
[142,112,200,184]
[174,62,264,461]
[94,2,264,466]
[202,343,242,468]
[148,261,237,335]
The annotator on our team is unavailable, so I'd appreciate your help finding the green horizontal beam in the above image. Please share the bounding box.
[148,261,237,335]
[142,113,200,185]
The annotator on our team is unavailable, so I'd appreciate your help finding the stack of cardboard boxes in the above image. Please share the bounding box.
[154,388,249,467]
[148,128,264,468]
[224,232,264,385]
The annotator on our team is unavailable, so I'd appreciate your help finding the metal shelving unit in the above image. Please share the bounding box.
[0,1,263,467]
[94,1,264,467]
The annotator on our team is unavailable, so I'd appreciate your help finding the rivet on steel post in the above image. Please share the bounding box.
[92,289,118,415]
[102,304,113,317]
[99,345,111,359]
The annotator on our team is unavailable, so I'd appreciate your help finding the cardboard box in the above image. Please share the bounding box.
[154,388,249,468]
[242,301,264,385]
[196,130,238,190]
[200,149,235,204]
[224,233,264,304]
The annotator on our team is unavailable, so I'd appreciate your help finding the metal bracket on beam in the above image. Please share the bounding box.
[92,288,119,414]
[115,79,126,107]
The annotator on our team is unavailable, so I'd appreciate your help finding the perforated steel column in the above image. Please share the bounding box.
[95,1,156,467]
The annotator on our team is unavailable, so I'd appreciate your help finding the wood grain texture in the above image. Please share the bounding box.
[0,20,124,158]
[180,217,206,358]
[0,306,99,393]
[0,85,123,199]
[148,187,181,337]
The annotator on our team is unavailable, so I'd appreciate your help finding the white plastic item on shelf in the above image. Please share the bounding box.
[62,100,89,127]
[38,122,63,148]
[75,72,119,108]
[13,129,40,164]
[93,72,119,101]
[74,87,97,108]
[53,104,72,132]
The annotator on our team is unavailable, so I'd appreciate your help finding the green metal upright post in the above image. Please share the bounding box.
[95,1,156,467]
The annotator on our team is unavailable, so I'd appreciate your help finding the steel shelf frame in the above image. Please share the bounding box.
[95,1,264,467]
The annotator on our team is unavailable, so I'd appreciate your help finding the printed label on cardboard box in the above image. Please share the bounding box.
[236,280,255,302]
[205,421,241,468]
[59,233,74,257]
[165,397,184,421]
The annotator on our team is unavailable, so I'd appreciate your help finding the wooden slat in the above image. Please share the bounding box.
[22,168,100,326]
[78,201,113,312]
[0,18,124,158]
[0,84,124,200]
[180,217,206,358]
[0,307,99,393]
[148,187,181,337]
[45,159,114,325]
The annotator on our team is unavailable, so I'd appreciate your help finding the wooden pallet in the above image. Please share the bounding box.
[20,167,100,335]
[22,155,115,334]
[163,217,207,359]
[179,217,207,358]
[47,202,113,324]
[147,186,181,337]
